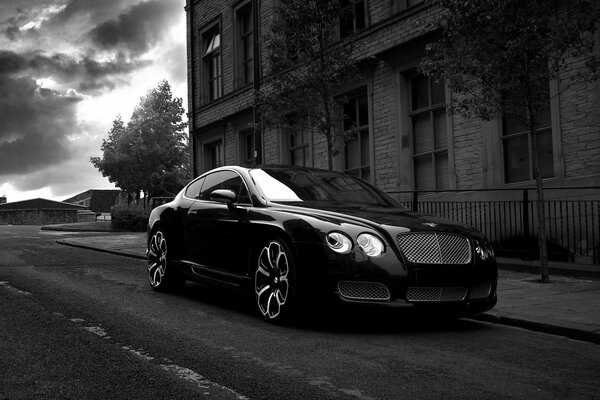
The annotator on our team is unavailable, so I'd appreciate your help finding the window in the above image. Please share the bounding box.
[409,74,448,190]
[392,0,424,13]
[501,87,553,183]
[289,129,310,167]
[240,129,261,166]
[283,114,310,167]
[204,140,223,171]
[203,24,222,101]
[185,177,205,199]
[343,91,371,182]
[340,0,367,38]
[236,3,253,87]
[198,171,251,204]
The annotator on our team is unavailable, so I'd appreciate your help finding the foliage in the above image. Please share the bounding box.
[110,204,150,232]
[420,0,600,124]
[256,0,359,170]
[419,0,600,282]
[91,80,190,199]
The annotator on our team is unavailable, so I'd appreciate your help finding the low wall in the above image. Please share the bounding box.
[77,210,97,223]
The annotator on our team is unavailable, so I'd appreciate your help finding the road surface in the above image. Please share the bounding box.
[1,225,599,399]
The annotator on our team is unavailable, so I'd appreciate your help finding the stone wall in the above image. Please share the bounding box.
[187,0,600,196]
[0,209,79,225]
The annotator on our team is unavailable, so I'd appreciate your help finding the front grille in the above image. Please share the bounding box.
[396,233,471,264]
[469,282,492,300]
[338,281,391,301]
[405,287,467,302]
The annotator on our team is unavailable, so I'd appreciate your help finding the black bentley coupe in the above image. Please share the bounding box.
[147,165,497,322]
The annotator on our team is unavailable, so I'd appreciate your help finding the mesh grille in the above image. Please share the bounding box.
[338,281,391,301]
[397,233,471,264]
[469,283,492,300]
[406,287,467,302]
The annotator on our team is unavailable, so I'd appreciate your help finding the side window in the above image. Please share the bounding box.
[501,84,553,183]
[409,74,448,190]
[198,171,251,205]
[237,182,252,205]
[343,90,371,182]
[392,0,424,14]
[185,177,205,199]
[340,0,368,38]
[235,2,254,88]
[202,23,222,102]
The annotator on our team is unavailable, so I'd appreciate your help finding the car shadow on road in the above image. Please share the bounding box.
[175,281,492,336]
[297,304,491,335]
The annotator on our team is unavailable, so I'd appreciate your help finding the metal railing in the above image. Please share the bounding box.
[390,187,600,265]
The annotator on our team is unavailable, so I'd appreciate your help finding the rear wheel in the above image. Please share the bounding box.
[254,240,298,323]
[147,229,184,292]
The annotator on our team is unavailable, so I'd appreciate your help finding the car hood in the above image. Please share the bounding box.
[268,201,481,237]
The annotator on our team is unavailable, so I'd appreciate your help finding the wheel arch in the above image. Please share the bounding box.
[147,215,183,260]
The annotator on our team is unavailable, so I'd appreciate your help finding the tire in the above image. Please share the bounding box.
[147,229,184,292]
[254,239,298,323]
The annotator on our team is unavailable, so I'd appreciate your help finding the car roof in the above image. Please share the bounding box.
[203,165,340,176]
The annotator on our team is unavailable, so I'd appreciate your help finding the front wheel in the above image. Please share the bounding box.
[254,240,298,323]
[147,229,184,292]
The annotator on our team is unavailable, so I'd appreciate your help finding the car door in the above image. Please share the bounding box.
[184,170,251,275]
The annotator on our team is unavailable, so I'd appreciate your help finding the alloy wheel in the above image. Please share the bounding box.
[148,230,167,288]
[255,241,290,320]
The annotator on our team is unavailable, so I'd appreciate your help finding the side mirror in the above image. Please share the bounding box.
[210,189,237,204]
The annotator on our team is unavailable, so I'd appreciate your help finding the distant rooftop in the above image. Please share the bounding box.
[0,198,88,211]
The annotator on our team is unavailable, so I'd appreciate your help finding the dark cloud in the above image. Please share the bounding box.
[0,0,55,41]
[0,50,150,93]
[88,0,181,56]
[0,74,82,176]
[51,0,137,26]
[5,157,112,195]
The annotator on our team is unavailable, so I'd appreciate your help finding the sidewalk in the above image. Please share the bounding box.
[50,227,600,344]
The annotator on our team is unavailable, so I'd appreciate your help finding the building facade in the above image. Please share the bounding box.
[63,189,121,214]
[186,0,600,261]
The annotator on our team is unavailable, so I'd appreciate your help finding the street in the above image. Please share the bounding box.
[1,225,599,399]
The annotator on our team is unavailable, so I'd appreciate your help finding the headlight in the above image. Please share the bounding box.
[326,232,352,254]
[475,240,495,260]
[357,233,385,257]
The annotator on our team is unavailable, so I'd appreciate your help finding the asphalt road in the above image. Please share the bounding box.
[1,225,599,399]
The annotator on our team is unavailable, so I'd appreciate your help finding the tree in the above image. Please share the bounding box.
[256,0,359,170]
[420,0,600,282]
[91,80,190,201]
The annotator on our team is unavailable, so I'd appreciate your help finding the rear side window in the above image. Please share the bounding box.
[184,177,205,199]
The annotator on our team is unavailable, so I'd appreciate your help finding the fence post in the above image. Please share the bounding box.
[523,189,530,238]
[412,191,418,212]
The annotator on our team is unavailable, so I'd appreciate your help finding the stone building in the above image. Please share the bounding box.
[186,1,600,261]
[0,199,87,225]
[63,189,121,214]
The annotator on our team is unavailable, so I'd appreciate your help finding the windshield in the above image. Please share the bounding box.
[250,168,400,207]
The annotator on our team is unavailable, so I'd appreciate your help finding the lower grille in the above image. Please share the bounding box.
[405,287,467,302]
[338,281,391,301]
[469,283,492,300]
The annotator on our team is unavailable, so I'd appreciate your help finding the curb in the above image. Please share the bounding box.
[55,240,146,261]
[497,259,600,280]
[471,313,600,345]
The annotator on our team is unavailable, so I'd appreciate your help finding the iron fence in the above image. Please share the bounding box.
[391,188,600,265]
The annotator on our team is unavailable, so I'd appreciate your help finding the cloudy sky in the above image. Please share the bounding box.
[0,0,187,202]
